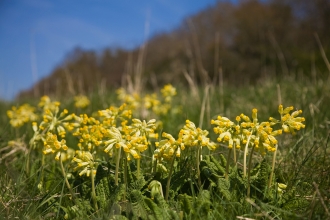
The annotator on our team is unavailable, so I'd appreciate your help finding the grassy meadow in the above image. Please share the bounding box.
[0,73,330,219]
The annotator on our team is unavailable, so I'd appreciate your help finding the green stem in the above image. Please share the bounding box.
[165,148,178,201]
[233,143,237,164]
[115,147,121,186]
[40,153,45,189]
[91,168,99,211]
[137,158,140,178]
[268,144,278,189]
[59,155,76,203]
[243,135,252,177]
[196,146,202,188]
[152,158,157,174]
[247,145,255,198]
[225,148,232,180]
[124,158,128,200]
[25,147,31,176]
[56,173,66,219]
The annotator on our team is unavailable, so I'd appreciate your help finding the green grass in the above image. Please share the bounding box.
[0,74,329,219]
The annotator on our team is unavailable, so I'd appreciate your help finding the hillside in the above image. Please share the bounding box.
[17,0,330,99]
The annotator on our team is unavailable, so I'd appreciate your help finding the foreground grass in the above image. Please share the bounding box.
[0,75,330,219]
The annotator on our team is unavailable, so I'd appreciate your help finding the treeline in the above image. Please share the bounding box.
[18,0,330,98]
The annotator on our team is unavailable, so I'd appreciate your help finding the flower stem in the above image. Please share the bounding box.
[59,155,76,203]
[196,146,202,187]
[40,153,45,189]
[225,148,232,180]
[233,144,237,164]
[137,158,140,178]
[243,135,252,177]
[152,157,157,174]
[91,169,99,211]
[165,148,178,201]
[25,148,31,176]
[115,147,121,186]
[124,158,128,200]
[268,144,278,189]
[247,145,255,198]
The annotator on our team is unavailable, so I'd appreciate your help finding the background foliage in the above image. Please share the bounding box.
[17,0,330,99]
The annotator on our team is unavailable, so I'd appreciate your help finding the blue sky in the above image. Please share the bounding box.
[0,0,219,100]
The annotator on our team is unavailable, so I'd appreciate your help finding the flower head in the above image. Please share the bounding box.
[116,88,140,111]
[98,104,132,127]
[161,84,177,103]
[7,104,38,128]
[154,132,181,160]
[279,105,305,135]
[38,96,60,112]
[211,106,306,156]
[179,120,216,150]
[72,151,97,176]
[74,95,90,108]
[42,132,68,160]
[39,103,78,138]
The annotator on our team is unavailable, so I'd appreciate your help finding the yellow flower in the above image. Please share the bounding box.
[29,122,47,149]
[131,118,157,136]
[42,132,68,160]
[38,95,61,112]
[98,104,132,127]
[7,104,38,128]
[60,148,76,162]
[72,151,97,176]
[154,132,179,160]
[212,106,306,156]
[116,88,140,110]
[39,107,75,138]
[103,122,152,161]
[279,105,305,135]
[144,93,161,110]
[161,84,177,103]
[74,95,90,108]
[179,120,217,150]
[103,127,126,156]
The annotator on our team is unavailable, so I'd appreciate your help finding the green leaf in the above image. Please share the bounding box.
[217,178,232,201]
[144,197,164,220]
[178,194,192,215]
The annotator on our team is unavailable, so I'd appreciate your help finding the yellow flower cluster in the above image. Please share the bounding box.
[39,107,75,138]
[74,95,90,108]
[161,84,177,103]
[71,150,97,177]
[117,84,179,117]
[7,104,38,128]
[179,120,217,151]
[103,119,158,160]
[24,96,80,160]
[278,105,305,135]
[211,106,305,156]
[24,95,159,176]
[144,93,160,110]
[98,103,132,127]
[42,132,68,160]
[154,120,216,160]
[116,88,140,111]
[152,84,177,115]
[6,88,306,182]
[154,132,182,160]
[73,115,105,151]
